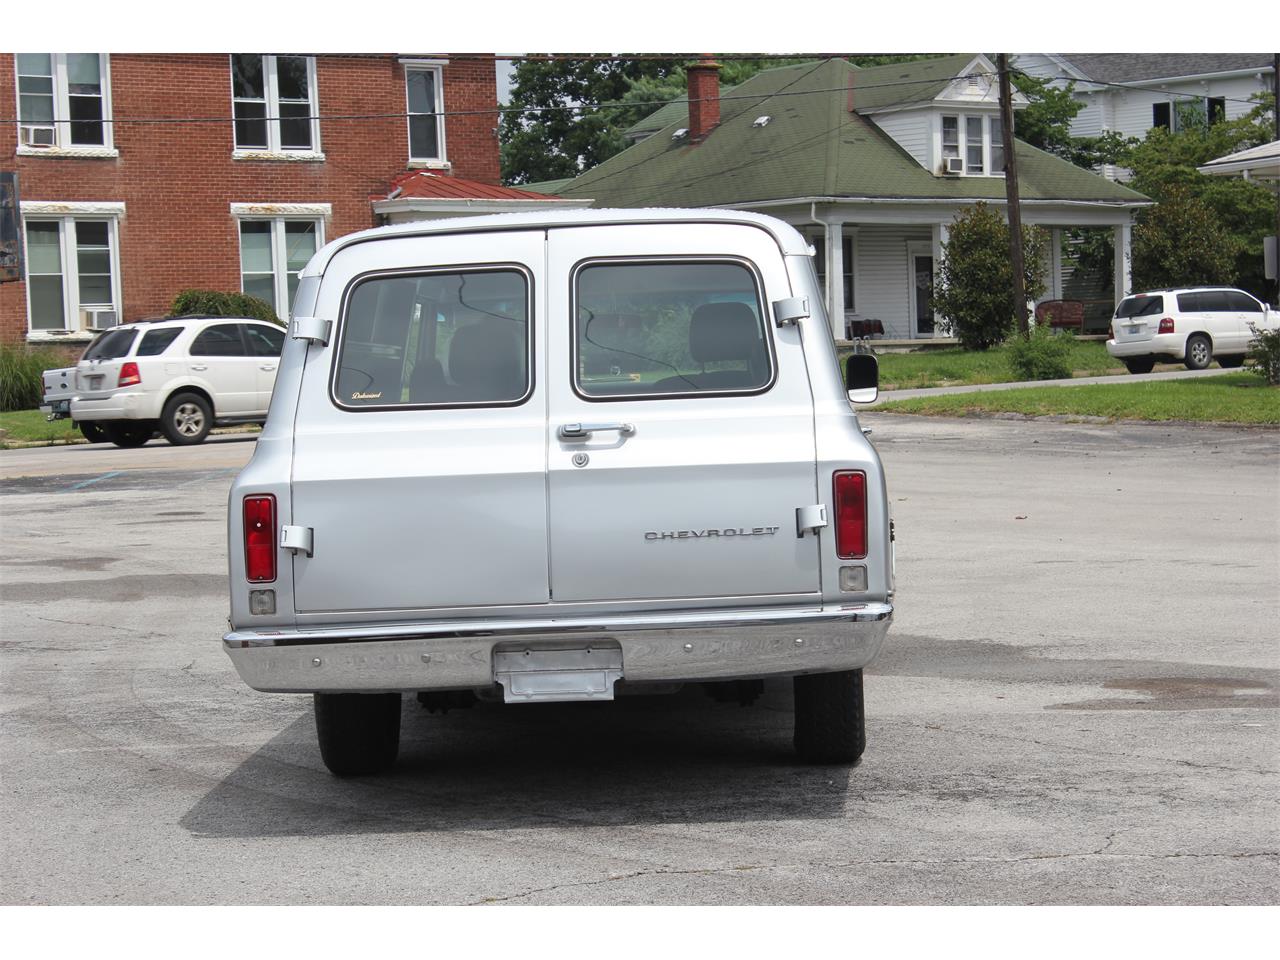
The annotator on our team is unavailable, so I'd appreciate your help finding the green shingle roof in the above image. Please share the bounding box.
[554,58,1148,208]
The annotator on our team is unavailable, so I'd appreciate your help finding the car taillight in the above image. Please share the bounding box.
[117,362,141,387]
[243,495,277,583]
[1158,318,1175,334]
[833,471,867,560]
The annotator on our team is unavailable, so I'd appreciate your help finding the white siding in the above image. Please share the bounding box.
[850,225,933,338]
[1069,95,1105,138]
[871,113,930,169]
[1081,74,1268,140]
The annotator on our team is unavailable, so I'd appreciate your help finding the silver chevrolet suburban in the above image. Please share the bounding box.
[223,209,893,776]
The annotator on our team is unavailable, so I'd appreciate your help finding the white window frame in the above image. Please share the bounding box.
[400,58,449,169]
[229,55,323,160]
[19,202,125,339]
[938,111,1005,178]
[232,205,329,318]
[13,53,116,157]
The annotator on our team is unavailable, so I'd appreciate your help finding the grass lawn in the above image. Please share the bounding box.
[876,373,1280,424]
[838,339,1131,390]
[0,410,84,446]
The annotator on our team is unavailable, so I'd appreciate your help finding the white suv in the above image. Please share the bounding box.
[1107,287,1275,374]
[70,316,284,447]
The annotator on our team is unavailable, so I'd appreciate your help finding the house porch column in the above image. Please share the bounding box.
[1113,222,1132,303]
[931,221,950,338]
[1048,227,1063,301]
[825,219,845,339]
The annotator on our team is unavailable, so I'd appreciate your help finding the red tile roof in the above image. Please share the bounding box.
[374,170,561,201]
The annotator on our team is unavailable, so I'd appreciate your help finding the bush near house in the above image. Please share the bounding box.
[1247,324,1280,386]
[0,343,70,412]
[932,202,1048,351]
[169,290,281,325]
[1007,324,1075,381]
[1130,185,1235,292]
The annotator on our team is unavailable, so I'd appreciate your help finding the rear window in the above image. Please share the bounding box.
[1177,291,1231,312]
[573,260,772,399]
[137,327,183,356]
[83,328,138,359]
[190,324,247,356]
[334,269,530,408]
[1115,295,1163,318]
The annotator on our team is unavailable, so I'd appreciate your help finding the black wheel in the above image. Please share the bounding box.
[104,422,154,448]
[314,693,401,776]
[1122,357,1156,375]
[1217,355,1245,369]
[78,421,108,443]
[1184,334,1213,370]
[793,669,865,764]
[161,392,212,445]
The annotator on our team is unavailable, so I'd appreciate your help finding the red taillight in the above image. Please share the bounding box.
[243,495,277,583]
[117,362,141,387]
[1158,317,1175,334]
[833,471,868,560]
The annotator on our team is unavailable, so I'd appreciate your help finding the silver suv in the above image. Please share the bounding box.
[69,316,284,447]
[223,210,894,776]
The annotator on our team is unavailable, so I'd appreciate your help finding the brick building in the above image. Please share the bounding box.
[0,53,561,354]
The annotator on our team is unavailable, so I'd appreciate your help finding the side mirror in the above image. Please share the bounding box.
[845,353,879,404]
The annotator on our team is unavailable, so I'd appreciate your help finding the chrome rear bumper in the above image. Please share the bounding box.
[223,603,892,693]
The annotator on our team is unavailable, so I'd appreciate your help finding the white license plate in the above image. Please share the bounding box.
[1126,325,1142,334]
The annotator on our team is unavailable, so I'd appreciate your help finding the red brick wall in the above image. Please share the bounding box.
[0,53,500,345]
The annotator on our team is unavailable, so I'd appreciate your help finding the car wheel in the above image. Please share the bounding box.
[1217,355,1245,368]
[314,693,401,776]
[1184,334,1213,370]
[793,669,865,764]
[161,392,212,445]
[1122,358,1156,374]
[104,422,154,448]
[78,421,108,443]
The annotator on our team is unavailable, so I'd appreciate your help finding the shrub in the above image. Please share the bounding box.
[169,289,281,325]
[1247,322,1280,386]
[1007,324,1075,381]
[932,202,1048,351]
[0,343,69,412]
[1131,185,1235,292]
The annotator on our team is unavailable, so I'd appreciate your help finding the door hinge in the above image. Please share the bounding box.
[290,316,331,345]
[796,504,828,537]
[772,296,809,327]
[280,525,314,557]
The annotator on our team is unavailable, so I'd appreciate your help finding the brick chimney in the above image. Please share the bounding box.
[686,56,721,142]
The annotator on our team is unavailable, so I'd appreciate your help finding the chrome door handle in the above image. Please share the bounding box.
[558,422,636,440]
[190,364,208,371]
[260,365,277,371]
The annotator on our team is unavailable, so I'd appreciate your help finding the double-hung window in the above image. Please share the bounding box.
[238,217,323,317]
[403,60,447,165]
[15,53,112,152]
[940,113,1004,176]
[23,213,122,335]
[231,54,320,155]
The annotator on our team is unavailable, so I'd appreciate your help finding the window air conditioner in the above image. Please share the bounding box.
[80,308,119,332]
[944,156,965,175]
[20,125,56,147]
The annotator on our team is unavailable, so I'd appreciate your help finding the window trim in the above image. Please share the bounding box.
[328,263,537,413]
[402,60,448,167]
[228,54,321,157]
[13,53,116,156]
[20,208,123,339]
[568,255,778,404]
[235,213,326,319]
[938,111,1005,178]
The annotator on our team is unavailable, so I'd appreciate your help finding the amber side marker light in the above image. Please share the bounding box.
[243,495,277,583]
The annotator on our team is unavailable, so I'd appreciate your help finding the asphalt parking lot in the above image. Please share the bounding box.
[1,416,1276,905]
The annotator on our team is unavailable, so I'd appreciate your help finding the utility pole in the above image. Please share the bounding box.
[998,54,1029,336]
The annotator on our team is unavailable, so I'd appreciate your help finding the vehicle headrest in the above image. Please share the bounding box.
[448,319,524,394]
[689,302,762,364]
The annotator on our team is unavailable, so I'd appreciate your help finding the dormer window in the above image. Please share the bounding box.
[940,113,1005,177]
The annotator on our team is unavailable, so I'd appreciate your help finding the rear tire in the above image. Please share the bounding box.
[314,693,401,776]
[1122,358,1156,374]
[1184,334,1212,370]
[78,421,108,443]
[1217,355,1245,369]
[161,392,212,445]
[794,669,865,764]
[104,422,154,448]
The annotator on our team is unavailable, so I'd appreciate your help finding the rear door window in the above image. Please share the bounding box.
[83,328,138,359]
[573,260,772,399]
[1115,295,1163,318]
[137,327,183,356]
[334,268,530,408]
[1197,291,1230,312]
[245,324,285,357]
[190,324,247,356]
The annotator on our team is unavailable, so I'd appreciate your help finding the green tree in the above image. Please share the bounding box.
[1012,71,1136,170]
[932,202,1048,350]
[1123,95,1275,299]
[1130,185,1235,291]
